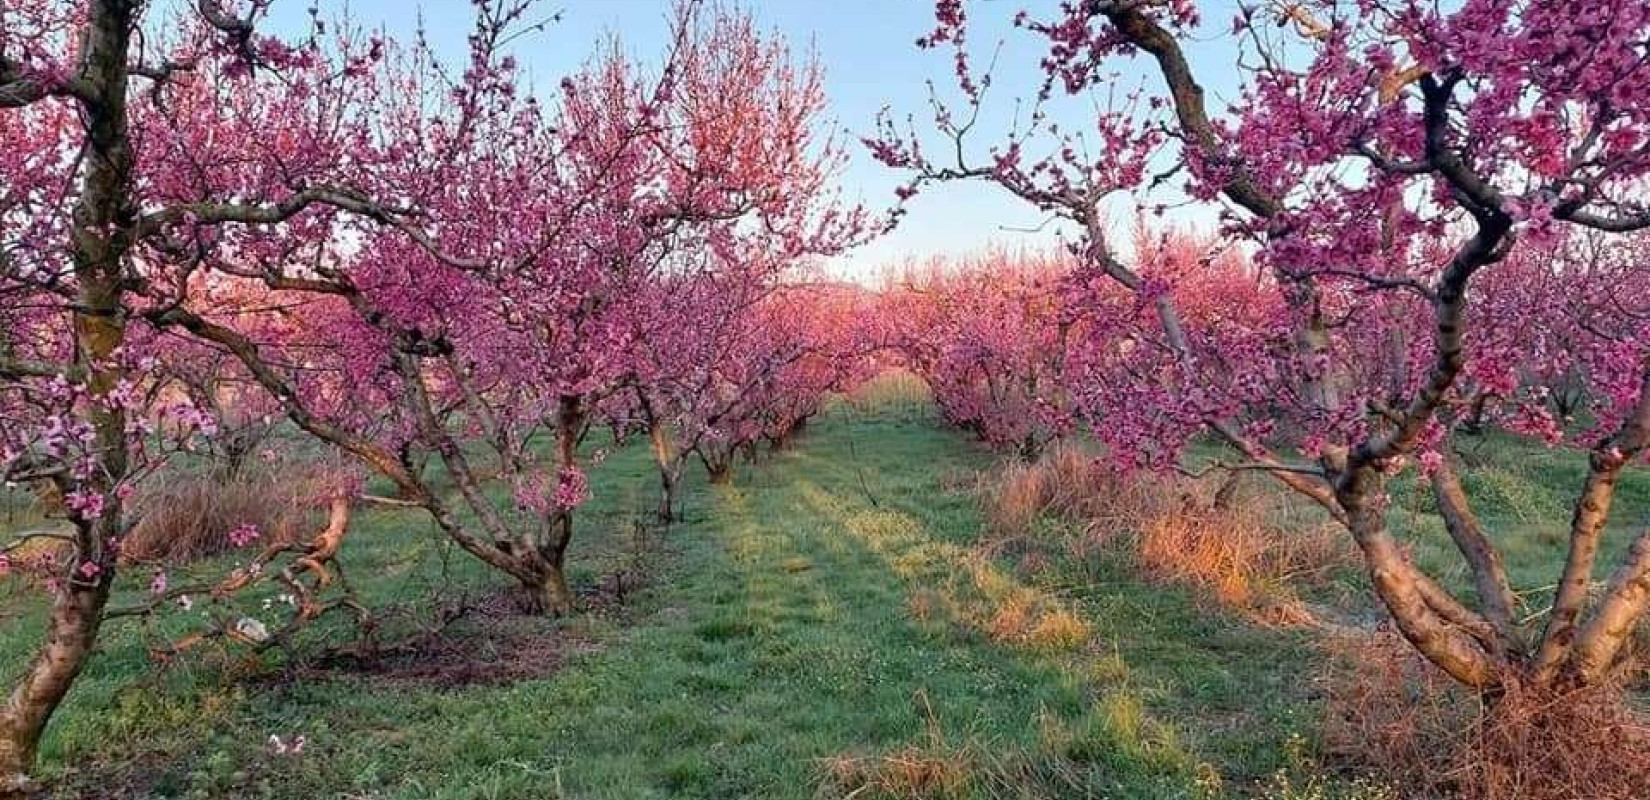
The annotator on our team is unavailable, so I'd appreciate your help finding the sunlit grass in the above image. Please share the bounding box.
[3,399,1384,798]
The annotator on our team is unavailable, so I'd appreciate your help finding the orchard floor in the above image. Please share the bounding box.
[13,403,1365,800]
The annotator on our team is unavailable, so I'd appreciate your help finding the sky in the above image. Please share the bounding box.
[255,0,1247,280]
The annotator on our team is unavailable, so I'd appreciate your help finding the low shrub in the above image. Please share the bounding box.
[121,454,337,564]
[1322,631,1650,800]
[980,444,1348,622]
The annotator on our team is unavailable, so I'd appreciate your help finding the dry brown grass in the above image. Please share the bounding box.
[1132,497,1340,626]
[818,692,982,800]
[1024,608,1090,650]
[121,460,330,564]
[820,744,979,800]
[980,591,1090,650]
[984,591,1036,642]
[962,556,1092,651]
[906,588,940,624]
[980,443,1348,624]
[905,559,1093,654]
[1322,631,1650,800]
[979,443,1116,538]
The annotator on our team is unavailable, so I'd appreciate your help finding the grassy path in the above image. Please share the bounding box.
[10,406,1327,799]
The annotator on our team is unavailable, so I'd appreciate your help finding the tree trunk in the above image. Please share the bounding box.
[648,420,680,523]
[523,394,586,617]
[1,576,112,797]
[1460,392,1492,435]
[523,544,576,617]
[1534,378,1650,682]
[1339,469,1504,689]
[1430,451,1519,644]
[1293,295,1345,414]
[395,440,432,500]
[1,0,136,791]
[1569,527,1650,684]
[657,469,680,523]
[698,445,734,485]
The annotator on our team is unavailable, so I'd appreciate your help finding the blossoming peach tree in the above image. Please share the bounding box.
[0,0,458,788]
[175,1,863,618]
[876,0,1650,694]
[881,250,1076,458]
[0,0,861,789]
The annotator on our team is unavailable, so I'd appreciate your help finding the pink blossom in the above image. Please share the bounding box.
[1418,451,1445,476]
[227,523,261,549]
[63,490,105,520]
[553,467,590,511]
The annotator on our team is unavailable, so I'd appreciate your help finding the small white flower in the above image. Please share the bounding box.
[269,734,307,755]
[234,616,270,643]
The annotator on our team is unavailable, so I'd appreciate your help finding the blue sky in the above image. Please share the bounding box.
[257,1,1245,279]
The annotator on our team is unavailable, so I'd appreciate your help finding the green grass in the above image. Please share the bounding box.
[1184,426,1650,623]
[1377,430,1650,613]
[2,401,1356,800]
[6,393,1643,800]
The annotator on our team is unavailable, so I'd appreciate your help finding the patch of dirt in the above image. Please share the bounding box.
[37,565,657,799]
[270,561,652,691]
[42,749,198,800]
[295,592,602,690]
[311,623,593,689]
[583,566,650,616]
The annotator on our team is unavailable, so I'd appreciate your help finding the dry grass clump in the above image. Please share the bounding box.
[1132,495,1341,626]
[958,554,1091,651]
[1322,631,1650,800]
[848,369,934,414]
[818,694,982,800]
[121,458,331,564]
[981,591,1092,650]
[904,558,1092,653]
[906,587,941,624]
[980,443,1348,623]
[980,443,1124,537]
[817,693,1198,800]
[983,591,1036,642]
[820,743,981,800]
[1024,608,1090,650]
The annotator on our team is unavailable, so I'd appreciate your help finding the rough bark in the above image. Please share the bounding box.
[0,577,112,797]
[525,559,576,617]
[705,462,733,485]
[648,420,682,523]
[1568,528,1650,683]
[1430,450,1520,645]
[2,0,133,790]
[658,471,680,522]
[1339,470,1503,689]
[1534,369,1650,682]
[533,394,586,617]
